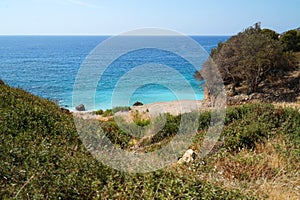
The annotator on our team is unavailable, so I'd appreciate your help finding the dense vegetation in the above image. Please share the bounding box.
[1,81,299,199]
[195,23,299,95]
[281,29,300,52]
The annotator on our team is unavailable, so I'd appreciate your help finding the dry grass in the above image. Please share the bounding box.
[172,134,300,199]
[258,172,300,200]
[254,137,300,199]
[273,102,300,111]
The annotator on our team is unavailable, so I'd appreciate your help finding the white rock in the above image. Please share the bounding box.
[178,149,195,164]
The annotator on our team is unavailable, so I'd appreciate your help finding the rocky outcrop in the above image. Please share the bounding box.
[203,86,210,102]
[227,93,270,105]
[204,68,300,105]
[75,104,85,111]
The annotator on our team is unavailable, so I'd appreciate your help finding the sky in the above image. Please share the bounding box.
[0,0,299,35]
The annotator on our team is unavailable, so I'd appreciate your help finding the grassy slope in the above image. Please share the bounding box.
[1,82,299,199]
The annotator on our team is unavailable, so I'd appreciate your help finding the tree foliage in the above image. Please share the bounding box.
[261,28,279,40]
[280,29,300,52]
[197,23,296,95]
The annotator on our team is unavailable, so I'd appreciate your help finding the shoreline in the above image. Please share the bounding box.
[71,97,300,121]
[72,99,210,121]
[130,100,208,118]
[72,99,207,113]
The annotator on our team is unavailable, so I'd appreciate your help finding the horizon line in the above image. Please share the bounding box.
[0,34,232,37]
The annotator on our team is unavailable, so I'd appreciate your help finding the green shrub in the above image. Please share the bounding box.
[150,114,181,144]
[112,106,131,113]
[100,120,133,148]
[1,82,298,199]
[222,103,300,152]
[102,109,113,117]
[96,106,131,117]
[198,111,211,130]
[95,109,104,115]
[135,119,151,127]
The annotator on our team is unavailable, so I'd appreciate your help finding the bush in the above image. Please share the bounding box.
[280,29,300,52]
[135,119,151,127]
[198,111,211,130]
[222,103,300,152]
[1,83,298,199]
[95,106,131,116]
[95,109,104,115]
[102,109,113,117]
[112,106,131,113]
[150,114,181,144]
[100,120,133,148]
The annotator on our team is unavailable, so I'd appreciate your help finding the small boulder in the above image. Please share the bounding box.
[133,101,143,106]
[178,149,196,164]
[75,104,85,111]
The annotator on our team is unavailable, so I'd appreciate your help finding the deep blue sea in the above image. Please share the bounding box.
[0,36,229,110]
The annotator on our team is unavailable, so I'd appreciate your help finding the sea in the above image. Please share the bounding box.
[0,36,229,110]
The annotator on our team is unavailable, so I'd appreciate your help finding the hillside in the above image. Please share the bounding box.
[1,80,300,199]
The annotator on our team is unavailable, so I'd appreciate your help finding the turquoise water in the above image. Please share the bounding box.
[0,36,229,110]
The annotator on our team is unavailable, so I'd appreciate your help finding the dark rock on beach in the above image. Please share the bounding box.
[133,101,143,106]
[75,104,86,111]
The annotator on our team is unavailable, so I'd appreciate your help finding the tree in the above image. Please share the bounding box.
[261,28,279,40]
[280,30,300,52]
[196,23,295,95]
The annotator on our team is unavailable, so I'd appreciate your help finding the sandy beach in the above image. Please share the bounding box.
[129,100,208,118]
[73,100,210,121]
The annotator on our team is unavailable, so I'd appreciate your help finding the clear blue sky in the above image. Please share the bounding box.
[0,0,299,35]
